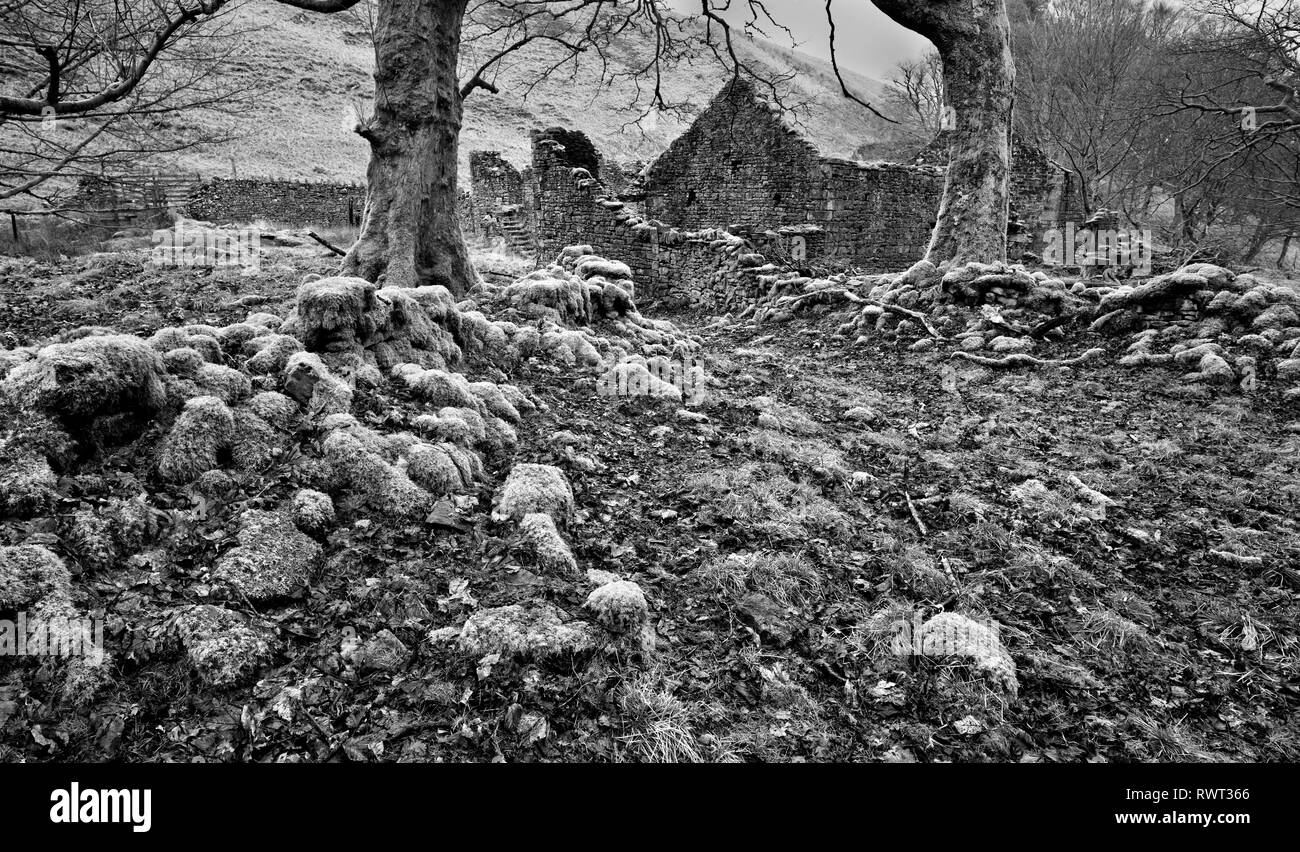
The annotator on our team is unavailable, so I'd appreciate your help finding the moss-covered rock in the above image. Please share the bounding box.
[450,604,596,659]
[403,442,474,496]
[157,396,234,482]
[173,604,274,686]
[244,333,304,375]
[321,428,434,519]
[494,463,574,522]
[397,365,480,409]
[211,509,321,602]
[0,544,72,610]
[0,451,57,517]
[519,512,577,573]
[1,334,166,441]
[585,580,648,633]
[283,352,352,417]
[291,488,335,534]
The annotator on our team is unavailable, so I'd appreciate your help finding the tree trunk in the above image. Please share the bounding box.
[872,0,1015,267]
[1173,192,1197,244]
[342,0,476,293]
[1241,222,1270,264]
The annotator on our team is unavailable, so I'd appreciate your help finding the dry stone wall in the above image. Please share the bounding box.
[185,178,365,227]
[639,79,1067,269]
[532,128,782,310]
[464,80,1075,308]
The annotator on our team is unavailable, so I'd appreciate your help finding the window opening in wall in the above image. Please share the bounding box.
[686,189,697,205]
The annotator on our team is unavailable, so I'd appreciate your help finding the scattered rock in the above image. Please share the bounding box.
[174,604,274,686]
[494,463,574,522]
[212,509,321,602]
[988,335,1034,354]
[585,580,649,633]
[450,604,596,659]
[913,612,1018,696]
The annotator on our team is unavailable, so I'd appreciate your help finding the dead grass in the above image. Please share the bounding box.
[685,462,852,542]
[738,430,851,481]
[1122,714,1222,762]
[1076,608,1158,655]
[1006,545,1102,590]
[696,550,824,608]
[615,667,742,763]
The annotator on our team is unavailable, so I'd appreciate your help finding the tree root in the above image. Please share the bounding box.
[951,347,1106,369]
[778,288,866,311]
[778,288,946,339]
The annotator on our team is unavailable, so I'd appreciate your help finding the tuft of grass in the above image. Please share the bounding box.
[696,550,824,608]
[470,245,537,280]
[1076,608,1157,654]
[615,668,741,763]
[685,462,852,542]
[1123,714,1221,762]
[1006,546,1102,590]
[749,395,823,436]
[738,430,851,481]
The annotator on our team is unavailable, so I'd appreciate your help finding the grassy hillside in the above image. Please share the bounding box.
[169,3,896,182]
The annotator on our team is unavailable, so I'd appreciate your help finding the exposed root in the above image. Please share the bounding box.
[951,348,1105,369]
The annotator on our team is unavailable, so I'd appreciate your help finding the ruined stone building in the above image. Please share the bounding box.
[462,78,1076,307]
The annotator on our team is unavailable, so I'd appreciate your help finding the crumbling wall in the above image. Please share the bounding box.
[640,79,826,233]
[532,129,795,309]
[814,158,943,270]
[469,152,526,209]
[639,79,1068,271]
[464,152,539,253]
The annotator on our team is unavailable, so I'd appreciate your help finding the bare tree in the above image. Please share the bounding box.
[1013,0,1176,219]
[0,0,256,212]
[1147,0,1299,258]
[883,49,943,144]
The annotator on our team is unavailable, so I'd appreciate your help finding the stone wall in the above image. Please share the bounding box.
[639,79,1068,270]
[532,128,781,310]
[185,178,365,227]
[470,80,1078,303]
[468,152,526,210]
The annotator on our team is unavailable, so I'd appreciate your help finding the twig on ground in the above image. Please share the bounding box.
[905,491,929,536]
[306,230,347,256]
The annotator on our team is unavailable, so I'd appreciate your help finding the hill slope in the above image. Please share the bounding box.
[170,3,896,182]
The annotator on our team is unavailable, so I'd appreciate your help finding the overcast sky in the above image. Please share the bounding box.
[667,0,933,79]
